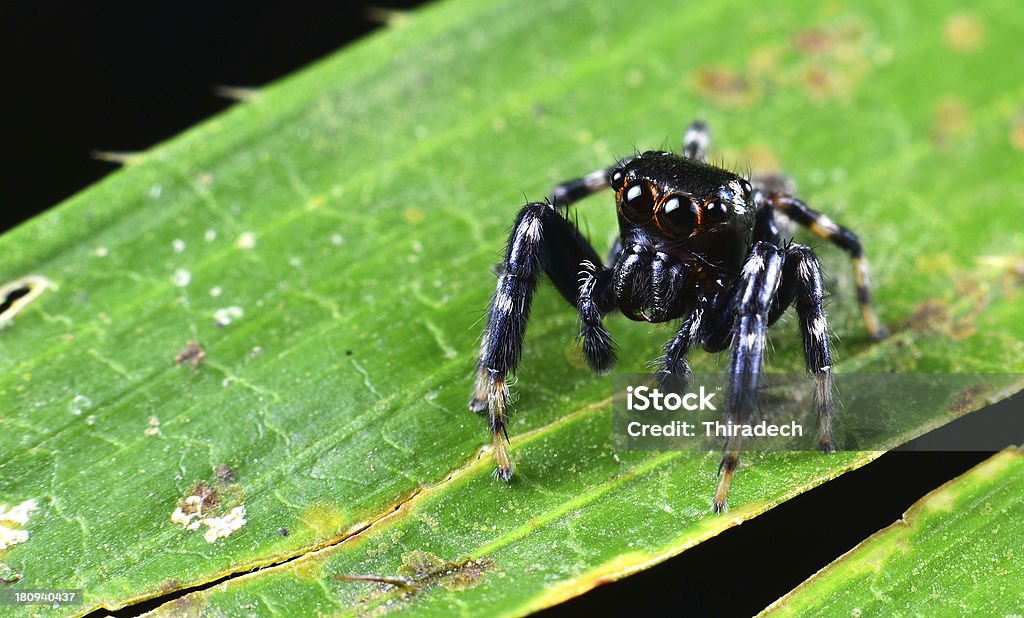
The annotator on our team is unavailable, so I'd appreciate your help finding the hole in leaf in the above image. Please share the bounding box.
[0,275,55,327]
[0,286,30,314]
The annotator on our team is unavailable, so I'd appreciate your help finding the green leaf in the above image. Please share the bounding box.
[0,0,1022,615]
[761,448,1024,615]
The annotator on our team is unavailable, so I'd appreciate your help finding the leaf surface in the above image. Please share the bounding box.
[761,448,1024,616]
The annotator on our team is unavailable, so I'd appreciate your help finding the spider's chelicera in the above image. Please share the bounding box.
[470,121,886,512]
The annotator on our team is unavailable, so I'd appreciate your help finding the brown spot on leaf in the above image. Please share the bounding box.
[214,464,237,484]
[397,550,494,591]
[168,590,205,617]
[900,274,990,340]
[903,299,951,333]
[158,578,182,593]
[792,28,835,56]
[335,550,494,598]
[791,21,872,102]
[689,67,759,109]
[930,97,974,149]
[178,482,219,515]
[174,340,205,368]
[802,67,840,102]
[945,384,990,416]
[943,14,985,53]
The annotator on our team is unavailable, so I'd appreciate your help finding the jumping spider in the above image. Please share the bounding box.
[470,121,886,512]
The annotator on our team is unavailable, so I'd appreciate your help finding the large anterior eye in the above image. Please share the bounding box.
[619,181,655,224]
[657,194,699,236]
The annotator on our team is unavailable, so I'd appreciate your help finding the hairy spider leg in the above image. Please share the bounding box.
[709,242,785,513]
[765,245,838,452]
[577,261,618,372]
[765,193,888,341]
[470,202,610,481]
[654,304,702,391]
[682,120,710,162]
[550,168,611,208]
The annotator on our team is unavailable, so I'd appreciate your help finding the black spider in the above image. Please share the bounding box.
[469,121,887,512]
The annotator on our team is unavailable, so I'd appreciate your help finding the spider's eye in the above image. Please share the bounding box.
[704,198,729,222]
[619,181,655,223]
[657,194,699,236]
[610,170,625,191]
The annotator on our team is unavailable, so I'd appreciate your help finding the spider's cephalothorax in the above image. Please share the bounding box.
[469,121,887,512]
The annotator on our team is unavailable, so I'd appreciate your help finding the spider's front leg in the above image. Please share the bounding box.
[711,242,786,513]
[470,202,613,481]
[771,245,837,452]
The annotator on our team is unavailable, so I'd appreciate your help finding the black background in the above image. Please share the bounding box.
[2,4,1007,617]
[0,2,423,233]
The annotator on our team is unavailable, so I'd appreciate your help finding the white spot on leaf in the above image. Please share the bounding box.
[69,395,92,416]
[214,306,244,327]
[236,232,257,250]
[171,495,246,544]
[202,507,247,543]
[172,269,192,288]
[0,499,38,550]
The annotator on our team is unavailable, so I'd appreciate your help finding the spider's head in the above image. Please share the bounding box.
[610,151,754,242]
[606,152,761,286]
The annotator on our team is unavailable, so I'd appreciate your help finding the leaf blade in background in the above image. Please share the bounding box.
[760,448,1024,616]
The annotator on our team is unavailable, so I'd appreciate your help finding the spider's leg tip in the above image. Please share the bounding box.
[711,499,728,514]
[870,327,890,342]
[819,439,837,454]
[493,465,514,483]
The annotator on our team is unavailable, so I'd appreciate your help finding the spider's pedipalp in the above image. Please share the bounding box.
[654,305,702,391]
[577,262,617,373]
